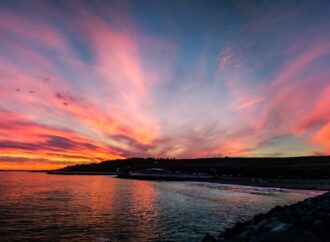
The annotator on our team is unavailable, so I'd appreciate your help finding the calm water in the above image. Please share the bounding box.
[0,172,324,242]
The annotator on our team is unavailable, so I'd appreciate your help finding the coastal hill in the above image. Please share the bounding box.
[56,156,330,179]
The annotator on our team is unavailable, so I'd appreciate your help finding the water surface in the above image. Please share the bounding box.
[0,172,323,241]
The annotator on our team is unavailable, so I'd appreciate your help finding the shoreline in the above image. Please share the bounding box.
[210,177,330,191]
[47,171,330,191]
[119,174,330,190]
[203,191,330,242]
[47,171,120,175]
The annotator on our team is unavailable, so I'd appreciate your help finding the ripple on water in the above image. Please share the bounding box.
[0,172,323,242]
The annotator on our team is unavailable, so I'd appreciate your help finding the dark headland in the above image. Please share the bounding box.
[48,156,330,190]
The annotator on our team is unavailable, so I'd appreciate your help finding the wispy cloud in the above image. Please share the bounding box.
[0,0,330,169]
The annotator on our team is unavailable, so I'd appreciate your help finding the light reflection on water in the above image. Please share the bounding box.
[0,172,324,242]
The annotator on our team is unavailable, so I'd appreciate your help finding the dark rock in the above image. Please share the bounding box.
[253,213,268,223]
[224,221,249,238]
[268,206,283,217]
[271,223,291,233]
[227,238,246,242]
[253,219,271,233]
[291,208,304,218]
[202,233,216,242]
[250,229,322,242]
[312,219,327,235]
[319,233,330,242]
[322,214,330,228]
[216,237,226,242]
[300,215,314,226]
[315,210,326,219]
[235,230,249,239]
[212,192,330,242]
[300,230,323,242]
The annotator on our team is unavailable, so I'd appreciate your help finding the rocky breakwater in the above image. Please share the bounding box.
[203,192,330,242]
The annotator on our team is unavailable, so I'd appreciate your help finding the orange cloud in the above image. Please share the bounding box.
[314,122,330,154]
[1,0,330,169]
[0,3,165,170]
[0,110,123,170]
[79,12,160,144]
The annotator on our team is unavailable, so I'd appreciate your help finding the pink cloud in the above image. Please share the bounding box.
[235,96,264,110]
[1,0,330,169]
[219,48,234,70]
[0,110,124,169]
[313,121,330,153]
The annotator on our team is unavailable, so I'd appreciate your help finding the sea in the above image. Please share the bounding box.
[0,172,324,242]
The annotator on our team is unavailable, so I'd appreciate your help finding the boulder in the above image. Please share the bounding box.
[311,219,327,235]
[271,223,291,233]
[322,214,330,228]
[319,233,330,242]
[299,214,314,226]
[202,233,216,242]
[250,229,322,242]
[211,192,330,242]
[253,219,270,233]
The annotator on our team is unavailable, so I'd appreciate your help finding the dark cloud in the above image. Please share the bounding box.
[81,142,97,149]
[0,156,74,165]
[45,135,75,149]
[112,134,151,149]
[45,135,98,150]
[0,134,98,153]
[55,92,65,99]
[46,153,90,159]
[0,141,38,150]
[54,91,84,103]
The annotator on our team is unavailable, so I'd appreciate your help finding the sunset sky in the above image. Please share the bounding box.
[1,0,330,170]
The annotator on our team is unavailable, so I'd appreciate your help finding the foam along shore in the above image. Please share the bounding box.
[117,169,214,181]
[116,172,330,190]
[212,177,330,191]
[203,192,330,242]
